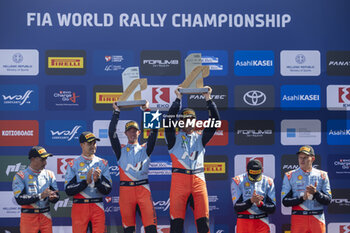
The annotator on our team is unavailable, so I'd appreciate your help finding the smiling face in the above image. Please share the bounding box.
[125,127,140,144]
[81,140,97,156]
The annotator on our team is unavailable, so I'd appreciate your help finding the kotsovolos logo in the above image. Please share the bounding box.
[46,85,86,111]
[141,85,178,110]
[188,85,228,110]
[46,50,86,75]
[188,50,228,76]
[0,156,27,182]
[140,50,181,76]
[281,119,321,145]
[327,120,350,145]
[327,154,350,179]
[327,85,350,111]
[0,120,38,146]
[328,189,350,214]
[328,223,350,233]
[280,50,321,76]
[0,85,38,111]
[281,154,321,178]
[234,154,275,179]
[235,120,274,145]
[204,155,228,180]
[93,85,123,111]
[0,49,39,76]
[327,51,350,76]
[45,120,86,146]
[93,50,134,76]
[234,50,274,76]
[280,85,321,110]
[234,85,274,110]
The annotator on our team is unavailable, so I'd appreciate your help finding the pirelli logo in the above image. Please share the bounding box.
[204,162,226,174]
[48,57,84,68]
[46,50,86,75]
[95,92,122,104]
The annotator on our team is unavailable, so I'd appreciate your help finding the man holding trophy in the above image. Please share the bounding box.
[165,53,220,233]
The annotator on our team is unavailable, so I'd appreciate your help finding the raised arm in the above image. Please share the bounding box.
[108,103,122,160]
[202,86,220,147]
[165,87,182,150]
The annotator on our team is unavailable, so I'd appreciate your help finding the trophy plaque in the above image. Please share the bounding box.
[117,67,147,108]
[178,53,210,94]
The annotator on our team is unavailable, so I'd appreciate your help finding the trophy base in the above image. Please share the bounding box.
[179,87,209,94]
[117,100,147,108]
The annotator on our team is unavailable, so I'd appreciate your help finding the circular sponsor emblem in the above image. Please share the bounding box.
[295,54,306,64]
[28,175,33,179]
[126,147,130,152]
[245,182,250,187]
[12,53,24,63]
[243,90,266,106]
[298,175,303,180]
[79,162,85,167]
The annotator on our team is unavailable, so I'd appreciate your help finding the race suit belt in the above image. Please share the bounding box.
[73,198,103,204]
[292,210,323,215]
[21,206,50,214]
[120,179,149,186]
[237,213,268,219]
[172,167,204,175]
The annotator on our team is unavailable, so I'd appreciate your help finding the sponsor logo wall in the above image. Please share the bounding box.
[1,1,349,231]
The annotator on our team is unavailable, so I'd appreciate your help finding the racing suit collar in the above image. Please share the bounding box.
[28,166,41,175]
[300,167,312,174]
[81,154,95,161]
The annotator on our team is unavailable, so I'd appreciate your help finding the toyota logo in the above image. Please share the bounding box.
[243,90,266,106]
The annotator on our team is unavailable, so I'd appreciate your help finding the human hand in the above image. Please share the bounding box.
[175,87,183,99]
[93,167,101,182]
[303,191,309,201]
[306,182,317,195]
[202,86,212,101]
[141,100,150,111]
[49,190,59,200]
[112,102,120,112]
[40,188,51,199]
[87,168,94,184]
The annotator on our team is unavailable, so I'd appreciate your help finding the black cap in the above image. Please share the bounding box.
[296,145,315,156]
[247,159,262,182]
[28,146,53,159]
[125,121,140,132]
[180,108,196,118]
[79,131,100,143]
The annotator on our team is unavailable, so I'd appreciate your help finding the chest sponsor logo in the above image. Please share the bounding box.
[46,50,86,75]
[234,50,274,76]
[280,50,321,76]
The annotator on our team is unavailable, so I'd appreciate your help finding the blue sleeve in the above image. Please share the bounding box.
[231,177,252,212]
[12,173,39,205]
[64,162,88,196]
[95,160,112,195]
[314,172,332,205]
[258,178,276,214]
[281,173,304,207]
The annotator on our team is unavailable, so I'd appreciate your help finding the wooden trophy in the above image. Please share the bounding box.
[178,53,210,94]
[116,67,147,108]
